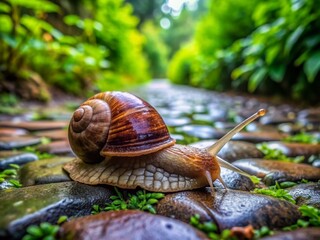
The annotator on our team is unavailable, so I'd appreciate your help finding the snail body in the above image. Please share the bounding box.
[64,144,219,192]
[64,91,266,193]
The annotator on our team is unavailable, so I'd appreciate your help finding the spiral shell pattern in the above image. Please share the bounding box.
[68,91,175,163]
[68,98,111,163]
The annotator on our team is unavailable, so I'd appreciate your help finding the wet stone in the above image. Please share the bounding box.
[59,210,209,240]
[232,131,289,143]
[312,159,320,168]
[297,108,320,125]
[208,106,228,122]
[19,157,73,186]
[0,151,38,170]
[36,140,73,156]
[177,125,225,139]
[286,182,320,208]
[233,159,320,185]
[33,129,68,141]
[0,120,68,131]
[190,140,264,162]
[213,121,238,130]
[0,182,113,240]
[0,128,28,136]
[277,123,304,134]
[259,110,295,125]
[0,136,42,150]
[0,180,15,190]
[192,114,213,125]
[192,104,207,113]
[262,141,320,160]
[156,189,300,230]
[169,133,185,142]
[163,117,191,127]
[261,227,320,240]
[214,168,255,191]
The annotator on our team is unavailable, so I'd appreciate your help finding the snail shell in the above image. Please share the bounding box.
[68,92,175,163]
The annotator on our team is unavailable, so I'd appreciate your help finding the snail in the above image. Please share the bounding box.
[63,91,266,193]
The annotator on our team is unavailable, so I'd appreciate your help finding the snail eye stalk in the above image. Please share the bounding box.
[206,109,266,156]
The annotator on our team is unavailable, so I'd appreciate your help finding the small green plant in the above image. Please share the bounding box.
[22,215,68,240]
[92,187,165,214]
[0,93,22,114]
[257,143,304,163]
[56,216,68,225]
[254,226,274,239]
[22,222,59,240]
[190,214,235,240]
[0,164,22,188]
[249,175,261,185]
[23,146,55,160]
[253,181,296,204]
[283,132,320,144]
[283,205,320,230]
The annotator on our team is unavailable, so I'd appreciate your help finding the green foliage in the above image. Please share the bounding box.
[282,132,320,144]
[0,164,22,188]
[167,43,198,85]
[22,146,55,160]
[168,0,260,89]
[254,226,274,239]
[195,0,259,57]
[91,187,165,214]
[169,0,320,103]
[0,93,23,114]
[253,181,296,204]
[141,21,169,78]
[0,0,150,100]
[0,93,19,106]
[232,0,320,102]
[283,205,320,230]
[22,223,59,240]
[257,143,305,163]
[249,175,262,185]
[190,214,235,240]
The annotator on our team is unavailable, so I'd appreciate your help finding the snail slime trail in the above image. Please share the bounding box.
[64,91,266,194]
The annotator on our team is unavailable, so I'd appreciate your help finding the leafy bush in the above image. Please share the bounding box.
[0,0,150,100]
[168,0,320,103]
[232,0,320,102]
[167,43,198,85]
[141,21,169,78]
[168,0,260,90]
[194,0,260,58]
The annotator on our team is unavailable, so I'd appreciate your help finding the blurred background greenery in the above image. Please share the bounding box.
[0,0,319,104]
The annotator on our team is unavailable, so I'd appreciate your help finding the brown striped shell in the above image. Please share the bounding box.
[68,91,175,163]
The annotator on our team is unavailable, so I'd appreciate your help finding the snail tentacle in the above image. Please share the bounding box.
[206,109,266,156]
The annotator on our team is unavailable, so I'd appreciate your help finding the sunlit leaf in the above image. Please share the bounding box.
[284,26,304,55]
[231,64,255,79]
[0,2,10,13]
[304,50,320,83]
[266,45,280,64]
[63,15,81,26]
[8,0,59,12]
[248,67,267,92]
